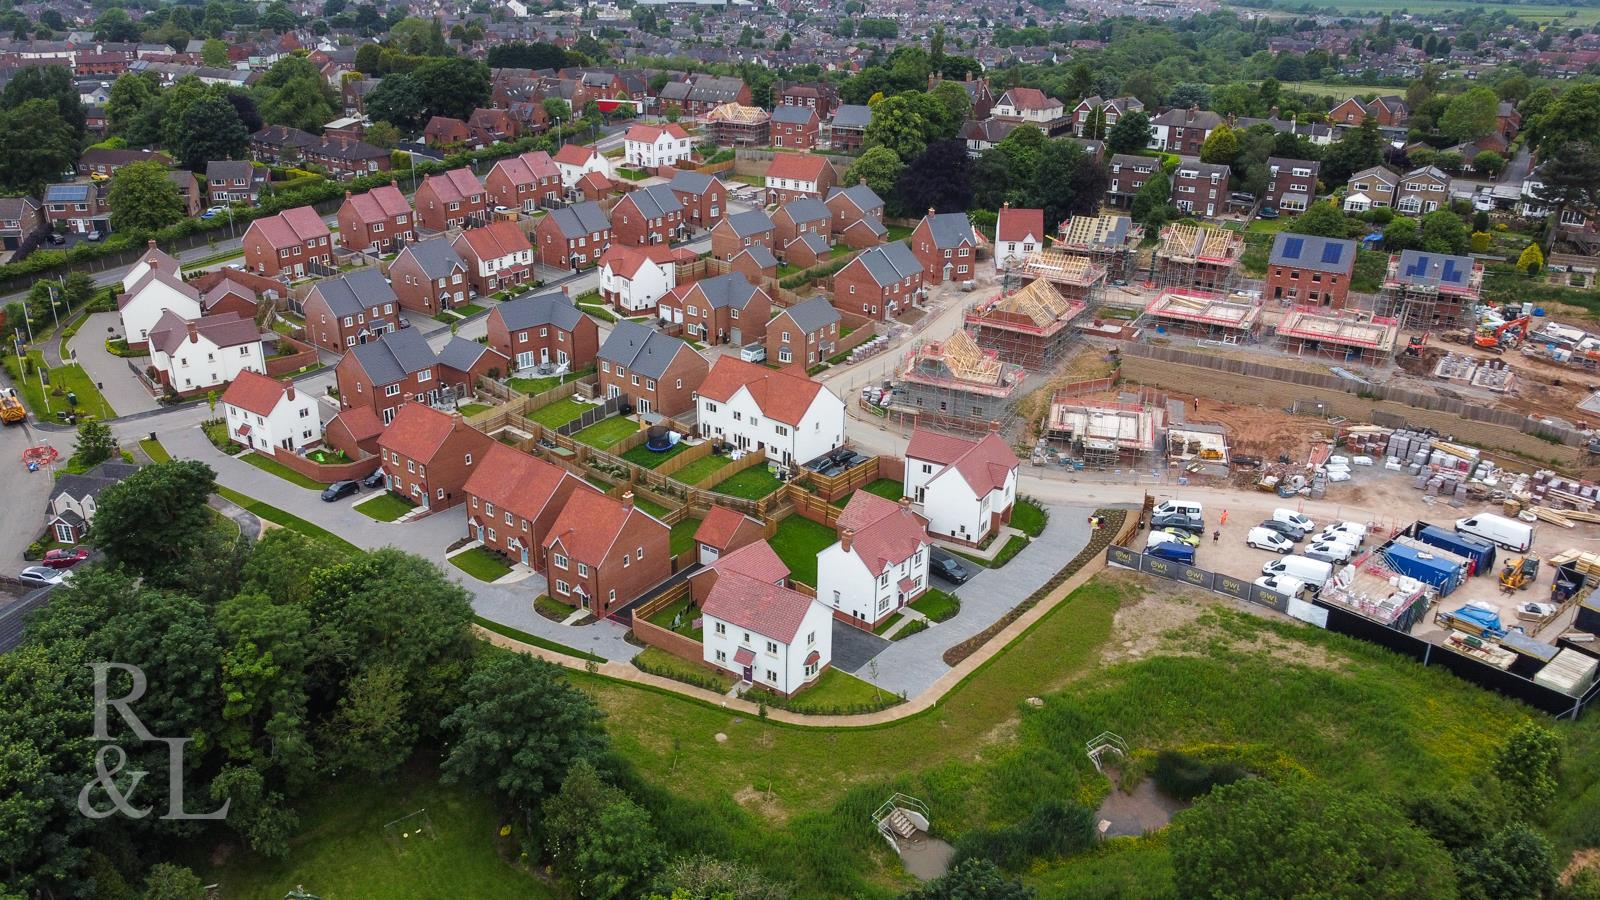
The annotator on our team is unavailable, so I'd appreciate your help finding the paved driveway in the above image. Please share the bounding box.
[0,420,62,570]
[831,619,891,674]
[66,312,161,416]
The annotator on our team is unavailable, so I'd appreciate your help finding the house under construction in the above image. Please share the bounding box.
[1044,387,1167,469]
[1378,249,1482,328]
[1143,289,1262,340]
[1275,306,1400,363]
[1154,222,1244,294]
[966,262,1101,368]
[892,329,1026,432]
[705,103,771,148]
[1056,214,1143,281]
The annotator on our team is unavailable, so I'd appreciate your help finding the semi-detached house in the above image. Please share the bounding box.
[336,184,413,254]
[242,206,331,279]
[535,201,612,269]
[623,122,693,168]
[485,290,599,373]
[485,150,562,213]
[387,237,469,315]
[301,268,400,352]
[465,443,598,570]
[451,220,534,296]
[597,320,707,416]
[764,152,836,206]
[415,168,487,232]
[544,490,671,619]
[695,356,845,467]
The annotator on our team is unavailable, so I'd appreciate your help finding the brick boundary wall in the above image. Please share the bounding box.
[270,447,381,483]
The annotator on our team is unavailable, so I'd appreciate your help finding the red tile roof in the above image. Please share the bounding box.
[377,403,461,462]
[703,570,816,644]
[598,243,681,279]
[345,184,410,223]
[576,170,611,192]
[996,206,1044,242]
[765,153,828,183]
[910,428,1018,496]
[423,167,482,204]
[463,443,591,522]
[697,357,828,427]
[624,123,690,142]
[1001,87,1059,110]
[330,406,382,443]
[554,144,599,167]
[694,505,760,551]
[250,205,329,249]
[542,489,638,562]
[707,539,789,583]
[837,492,928,576]
[453,220,531,261]
[220,369,289,417]
[493,150,560,186]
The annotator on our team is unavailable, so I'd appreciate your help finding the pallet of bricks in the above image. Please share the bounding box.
[1384,428,1511,505]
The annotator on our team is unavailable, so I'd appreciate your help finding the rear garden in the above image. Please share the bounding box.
[572,416,639,450]
[709,464,784,499]
[831,477,904,507]
[508,365,595,396]
[528,397,591,428]
[768,515,836,586]
[670,454,732,486]
[621,439,693,469]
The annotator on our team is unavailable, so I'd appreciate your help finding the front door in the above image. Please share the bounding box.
[475,522,484,541]
[741,665,753,681]
[520,544,529,566]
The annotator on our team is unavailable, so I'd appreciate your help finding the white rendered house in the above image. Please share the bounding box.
[147,311,265,393]
[220,369,322,452]
[695,357,845,468]
[119,258,202,349]
[904,428,1021,546]
[599,244,678,314]
[554,144,614,190]
[697,540,833,695]
[623,123,693,169]
[815,493,931,628]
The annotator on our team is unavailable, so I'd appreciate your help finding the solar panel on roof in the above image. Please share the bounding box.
[1283,237,1303,259]
[1406,255,1428,278]
[1321,242,1343,265]
[1441,259,1460,283]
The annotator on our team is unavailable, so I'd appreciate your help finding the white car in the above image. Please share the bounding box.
[1246,526,1294,553]
[1255,574,1306,598]
[18,566,71,587]
[1312,528,1362,549]
[1303,540,1354,563]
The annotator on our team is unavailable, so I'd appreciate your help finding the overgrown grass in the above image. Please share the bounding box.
[709,464,783,500]
[215,487,361,553]
[768,515,836,586]
[353,492,416,522]
[671,454,730,486]
[572,416,639,449]
[449,546,512,581]
[237,451,330,489]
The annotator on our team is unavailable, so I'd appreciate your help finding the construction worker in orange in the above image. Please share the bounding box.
[1219,509,1228,527]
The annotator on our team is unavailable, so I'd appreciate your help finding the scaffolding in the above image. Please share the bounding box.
[1044,386,1168,469]
[965,270,1096,369]
[891,329,1026,433]
[1275,306,1400,363]
[1154,222,1244,294]
[705,103,771,147]
[1056,214,1143,280]
[1143,289,1262,339]
[1378,251,1482,329]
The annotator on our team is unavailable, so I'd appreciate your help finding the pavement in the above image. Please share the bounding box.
[0,420,62,571]
[61,311,161,416]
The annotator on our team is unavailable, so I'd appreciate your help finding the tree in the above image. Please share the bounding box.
[901,860,1032,899]
[1439,87,1500,142]
[1517,242,1544,274]
[864,93,935,162]
[1470,231,1492,253]
[663,104,681,124]
[1494,721,1561,818]
[326,664,416,778]
[222,91,263,134]
[1171,779,1457,899]
[3,59,86,144]
[94,7,142,41]
[543,97,572,126]
[73,420,117,468]
[1107,110,1152,155]
[1287,200,1353,238]
[1528,82,1600,151]
[892,140,972,217]
[1420,209,1468,254]
[175,95,249,169]
[143,863,205,900]
[201,38,229,67]
[1200,124,1239,165]
[107,72,160,135]
[254,54,337,132]
[1322,118,1385,185]
[89,460,217,577]
[0,99,77,195]
[545,762,665,899]
[364,120,400,149]
[411,57,491,121]
[1384,216,1420,250]
[1458,824,1555,900]
[1131,169,1173,227]
[487,41,575,70]
[844,146,905,202]
[930,80,972,132]
[365,73,427,131]
[108,161,186,233]
[1030,140,1102,228]
[441,652,608,819]
[1531,141,1600,252]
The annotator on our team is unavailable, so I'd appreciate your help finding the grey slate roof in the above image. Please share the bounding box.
[547,201,611,237]
[770,105,815,125]
[923,212,977,249]
[1393,249,1474,288]
[669,170,716,195]
[496,291,587,332]
[781,197,829,226]
[347,326,437,384]
[206,160,256,183]
[830,104,871,129]
[780,295,839,333]
[696,273,762,309]
[792,231,830,255]
[623,183,682,219]
[311,268,397,317]
[826,184,882,212]
[436,335,496,373]
[599,320,690,379]
[732,245,777,270]
[723,209,773,238]
[48,461,137,505]
[853,241,923,286]
[1269,232,1356,274]
[400,237,466,279]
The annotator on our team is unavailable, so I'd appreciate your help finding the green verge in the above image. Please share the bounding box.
[237,451,330,489]
[214,486,362,553]
[471,616,605,663]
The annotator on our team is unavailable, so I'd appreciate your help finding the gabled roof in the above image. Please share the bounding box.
[998,87,1060,110]
[453,220,532,261]
[148,310,259,355]
[624,122,690,142]
[698,356,829,427]
[464,442,591,522]
[249,205,329,248]
[328,406,382,444]
[495,290,587,332]
[1392,249,1475,288]
[702,569,817,644]
[688,273,765,311]
[830,104,871,129]
[309,268,396,316]
[619,183,682,219]
[598,320,692,379]
[694,505,762,551]
[790,231,830,256]
[1404,165,1450,184]
[206,160,257,183]
[49,461,136,505]
[553,143,599,167]
[996,206,1044,242]
[599,243,681,279]
[377,402,463,462]
[397,237,466,279]
[546,201,611,237]
[706,538,790,583]
[770,105,817,125]
[920,212,977,248]
[731,245,778,270]
[1269,232,1355,275]
[436,335,505,373]
[779,197,829,226]
[1266,156,1319,176]
[669,170,719,196]
[849,241,923,286]
[765,152,828,183]
[720,209,773,238]
[827,183,884,214]
[908,428,1019,496]
[835,492,928,577]
[777,295,839,333]
[542,489,656,562]
[493,150,561,185]
[1348,164,1398,185]
[343,183,410,223]
[345,327,436,384]
[221,369,293,417]
[422,167,482,204]
[201,277,256,313]
[119,261,200,310]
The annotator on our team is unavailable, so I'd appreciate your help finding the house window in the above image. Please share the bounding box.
[556,579,569,594]
[577,563,589,577]
[765,640,777,654]
[765,669,777,683]
[464,452,473,465]
[715,622,726,635]
[554,553,568,569]
[716,649,727,662]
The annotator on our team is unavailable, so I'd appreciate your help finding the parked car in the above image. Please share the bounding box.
[1155,526,1200,547]
[41,547,89,569]
[1317,521,1368,544]
[929,547,972,585]
[1246,526,1294,553]
[321,479,360,502]
[1145,534,1196,564]
[18,566,69,586]
[1151,512,1204,534]
[200,205,227,219]
[1254,519,1307,542]
[361,470,388,490]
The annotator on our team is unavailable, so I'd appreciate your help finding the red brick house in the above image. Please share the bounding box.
[693,504,768,565]
[485,290,599,374]
[669,170,727,232]
[770,106,821,150]
[485,150,562,213]
[1266,232,1356,309]
[772,198,831,252]
[764,152,836,206]
[543,489,671,619]
[765,295,841,372]
[451,220,534,296]
[825,184,887,249]
[464,443,597,570]
[414,168,487,232]
[300,137,391,181]
[423,115,474,149]
[388,237,469,315]
[657,273,772,347]
[326,406,383,458]
[831,241,924,320]
[242,206,332,279]
[337,327,468,424]
[205,160,268,207]
[710,209,775,261]
[597,321,708,417]
[468,107,517,145]
[1329,95,1409,129]
[610,183,686,247]
[377,402,493,510]
[534,201,612,270]
[909,211,981,285]
[728,246,779,282]
[336,185,413,254]
[302,268,401,352]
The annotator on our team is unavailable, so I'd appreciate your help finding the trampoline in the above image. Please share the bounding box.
[643,426,678,453]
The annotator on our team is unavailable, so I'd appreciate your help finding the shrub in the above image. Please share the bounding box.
[952,799,1097,871]
[1152,749,1248,801]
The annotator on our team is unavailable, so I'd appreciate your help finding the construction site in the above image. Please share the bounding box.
[1056,213,1143,281]
[1041,381,1168,470]
[888,329,1028,432]
[1274,306,1400,364]
[968,258,1101,369]
[1152,222,1245,294]
[1142,290,1264,341]
[1378,249,1484,328]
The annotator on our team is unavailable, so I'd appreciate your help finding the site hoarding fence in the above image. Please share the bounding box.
[1105,545,1289,613]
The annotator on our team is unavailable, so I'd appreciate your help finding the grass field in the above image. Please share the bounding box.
[354,493,417,522]
[768,516,836,586]
[572,416,639,450]
[671,454,731,486]
[1280,80,1398,100]
[1278,0,1599,24]
[635,646,733,689]
[528,397,591,428]
[450,547,513,581]
[709,464,783,500]
[238,451,329,489]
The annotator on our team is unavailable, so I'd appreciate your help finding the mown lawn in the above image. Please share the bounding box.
[215,487,361,553]
[671,454,731,486]
[909,588,960,622]
[238,451,329,489]
[645,595,703,640]
[833,477,903,506]
[528,397,590,428]
[622,439,692,468]
[2,351,116,421]
[138,437,170,462]
[1011,499,1048,537]
[449,546,512,581]
[572,416,639,450]
[508,365,595,396]
[710,464,784,500]
[636,646,733,690]
[456,403,492,417]
[354,493,417,522]
[767,516,836,586]
[783,669,892,713]
[669,517,700,556]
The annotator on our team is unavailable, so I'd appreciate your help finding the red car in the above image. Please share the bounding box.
[41,547,89,569]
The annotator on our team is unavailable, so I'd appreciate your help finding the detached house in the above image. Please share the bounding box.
[710,209,775,261]
[44,182,109,235]
[766,295,840,373]
[698,540,833,695]
[205,160,268,207]
[336,185,413,254]
[451,220,534,296]
[832,241,925,320]
[543,490,671,619]
[464,443,597,570]
[485,150,562,213]
[377,403,493,510]
[0,196,44,251]
[993,205,1044,271]
[597,320,708,416]
[1170,158,1231,219]
[623,122,693,168]
[816,492,932,629]
[485,290,599,373]
[336,327,444,423]
[770,106,820,149]
[118,254,201,349]
[695,356,845,467]
[1329,95,1408,130]
[535,201,612,269]
[993,87,1064,124]
[764,152,836,206]
[598,243,683,314]
[553,143,613,190]
[415,168,487,232]
[302,268,400,352]
[146,311,265,393]
[772,198,831,255]
[903,428,1020,546]
[388,238,468,315]
[611,183,685,247]
[242,206,331,279]
[658,273,772,348]
[669,170,726,231]
[910,211,981,285]
[1267,232,1356,309]
[47,462,137,545]
[423,115,473,149]
[1106,154,1157,208]
[828,104,871,153]
[221,370,321,453]
[825,184,887,249]
[1263,157,1320,214]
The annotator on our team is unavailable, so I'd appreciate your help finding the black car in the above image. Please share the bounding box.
[1255,519,1307,542]
[1151,512,1204,534]
[321,479,360,502]
[361,469,388,489]
[929,547,972,585]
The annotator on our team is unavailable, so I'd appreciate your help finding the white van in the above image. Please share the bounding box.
[1246,526,1294,553]
[1312,528,1361,549]
[1260,555,1334,592]
[1318,521,1368,544]
[1153,499,1204,520]
[1456,513,1535,553]
[1303,540,1354,564]
[1272,508,1315,533]
[1255,573,1307,599]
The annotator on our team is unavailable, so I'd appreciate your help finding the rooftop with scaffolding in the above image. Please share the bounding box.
[1275,307,1400,362]
[892,329,1027,432]
[966,272,1095,368]
[1378,249,1482,328]
[1144,289,1262,337]
[1056,214,1143,278]
[1155,222,1245,294]
[1045,388,1167,468]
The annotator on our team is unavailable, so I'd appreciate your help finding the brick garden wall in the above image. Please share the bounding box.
[271,447,381,483]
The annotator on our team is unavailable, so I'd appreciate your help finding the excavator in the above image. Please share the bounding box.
[1473,315,1532,353]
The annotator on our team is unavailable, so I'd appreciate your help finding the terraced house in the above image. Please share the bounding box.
[205,160,268,207]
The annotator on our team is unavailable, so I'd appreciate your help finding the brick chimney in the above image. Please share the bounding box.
[840,528,854,552]
[147,239,157,250]
[284,380,296,401]
[621,490,634,510]
[927,207,936,218]
[186,321,199,343]
[562,284,570,296]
